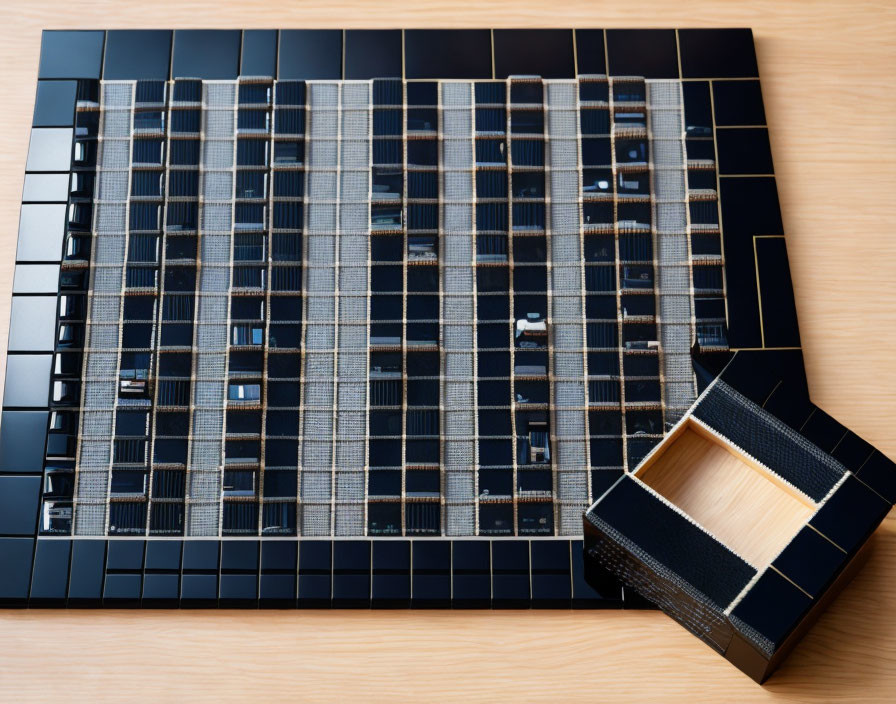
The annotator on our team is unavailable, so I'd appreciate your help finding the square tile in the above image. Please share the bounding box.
[712,80,766,126]
[241,30,278,78]
[344,30,402,80]
[3,355,52,407]
[0,538,34,598]
[605,30,679,78]
[279,30,342,80]
[17,204,66,262]
[30,539,71,599]
[678,29,759,78]
[25,128,72,172]
[493,29,575,79]
[103,30,172,80]
[12,265,60,294]
[39,31,104,79]
[0,411,48,472]
[0,476,41,534]
[22,173,70,202]
[404,30,492,80]
[172,30,241,80]
[717,128,774,175]
[33,81,78,127]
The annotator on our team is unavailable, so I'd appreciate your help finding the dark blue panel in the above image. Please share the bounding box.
[831,432,875,475]
[220,574,258,600]
[172,30,241,80]
[103,573,141,600]
[493,30,575,79]
[531,573,571,605]
[106,540,145,571]
[344,30,402,80]
[299,541,331,571]
[372,574,410,603]
[0,538,34,599]
[411,573,450,604]
[143,573,179,600]
[492,574,530,604]
[221,540,259,571]
[712,80,765,126]
[261,540,297,571]
[575,29,606,75]
[103,30,172,80]
[333,573,370,604]
[260,573,296,601]
[772,527,847,597]
[373,540,410,571]
[856,451,896,504]
[730,569,811,650]
[452,573,490,604]
[33,81,78,127]
[754,236,801,349]
[181,574,218,600]
[182,540,219,570]
[0,476,40,534]
[531,540,571,572]
[491,540,529,572]
[452,540,489,571]
[717,128,774,175]
[30,539,70,599]
[39,31,104,79]
[298,574,331,602]
[404,30,492,80]
[68,540,105,599]
[241,30,278,78]
[800,408,847,454]
[0,411,48,473]
[278,30,342,80]
[810,474,891,554]
[678,29,758,78]
[412,540,449,571]
[605,30,678,78]
[333,540,370,571]
[144,540,182,571]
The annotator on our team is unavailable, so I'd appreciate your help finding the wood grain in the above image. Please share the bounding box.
[0,2,893,702]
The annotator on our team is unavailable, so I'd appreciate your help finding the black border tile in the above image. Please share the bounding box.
[605,29,679,78]
[103,30,172,80]
[493,29,575,79]
[404,30,492,80]
[679,29,759,78]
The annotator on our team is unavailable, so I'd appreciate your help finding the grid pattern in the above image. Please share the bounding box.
[53,76,718,538]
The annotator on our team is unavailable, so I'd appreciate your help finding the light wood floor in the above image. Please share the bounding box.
[0,2,894,702]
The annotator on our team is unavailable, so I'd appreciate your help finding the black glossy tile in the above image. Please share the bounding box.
[412,540,450,571]
[411,573,450,605]
[104,573,141,601]
[492,540,529,572]
[605,30,679,79]
[221,540,259,571]
[278,30,342,80]
[800,408,847,454]
[810,474,891,554]
[452,573,490,605]
[181,574,218,601]
[172,30,241,80]
[575,29,606,75]
[68,540,105,600]
[772,527,847,597]
[3,355,52,407]
[298,574,331,603]
[762,379,815,431]
[831,433,876,474]
[260,573,296,601]
[261,540,297,571]
[103,30,172,80]
[730,569,811,649]
[712,80,766,126]
[333,574,370,604]
[30,539,70,600]
[531,573,571,606]
[144,540,182,571]
[717,128,774,175]
[0,538,34,599]
[531,540,571,572]
[591,469,624,502]
[493,29,574,79]
[453,540,490,571]
[572,540,622,604]
[678,29,759,78]
[344,30,402,80]
[39,31,104,79]
[33,81,77,127]
[856,451,896,504]
[0,411,48,473]
[299,541,331,571]
[0,476,40,535]
[142,573,179,601]
[220,574,258,601]
[241,30,278,78]
[372,573,410,605]
[373,540,410,571]
[755,236,801,348]
[333,540,370,571]
[182,540,219,571]
[492,573,531,605]
[404,30,492,80]
[106,539,145,571]
[682,81,712,135]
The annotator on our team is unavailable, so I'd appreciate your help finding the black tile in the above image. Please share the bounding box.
[679,29,758,78]
[103,573,141,601]
[103,30,172,80]
[531,573,571,605]
[68,540,105,600]
[575,29,606,75]
[373,540,410,571]
[345,30,402,80]
[220,574,257,600]
[333,573,370,604]
[531,540,571,572]
[333,540,370,571]
[682,81,712,134]
[492,574,530,605]
[4,355,52,407]
[144,540,182,571]
[799,408,847,454]
[494,30,575,79]
[0,476,40,535]
[712,80,766,126]
[0,538,34,600]
[411,573,450,605]
[39,31,104,79]
[719,177,782,348]
[278,30,342,80]
[717,128,774,175]
[181,574,218,601]
[241,30,278,78]
[452,573,490,605]
[261,540,297,571]
[772,527,847,597]
[30,539,70,600]
[856,451,896,504]
[810,474,891,554]
[260,573,296,601]
[605,30,679,79]
[730,569,811,650]
[412,540,449,571]
[452,540,490,571]
[573,540,622,604]
[404,30,492,80]
[106,540,145,571]
[142,573,179,601]
[298,574,331,603]
[492,540,529,572]
[831,433,876,475]
[299,541,331,571]
[591,469,624,502]
[0,411,48,473]
[763,379,815,431]
[221,540,259,571]
[182,540,219,571]
[33,81,77,127]
[372,573,410,604]
[719,349,801,407]
[172,30,241,80]
[755,236,801,348]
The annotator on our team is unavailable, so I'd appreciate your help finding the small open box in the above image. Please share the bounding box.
[584,376,894,683]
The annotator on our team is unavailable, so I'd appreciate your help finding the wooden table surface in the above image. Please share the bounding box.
[0,2,893,701]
